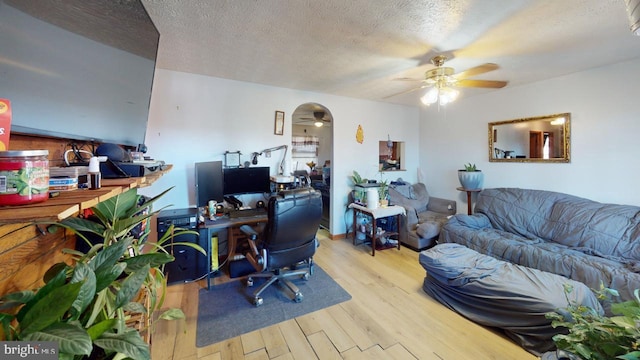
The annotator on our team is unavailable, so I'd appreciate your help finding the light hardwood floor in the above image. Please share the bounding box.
[150,230,538,359]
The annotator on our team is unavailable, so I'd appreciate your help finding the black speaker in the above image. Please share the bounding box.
[157,208,206,284]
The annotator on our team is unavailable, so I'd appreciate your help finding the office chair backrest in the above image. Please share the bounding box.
[263,188,322,269]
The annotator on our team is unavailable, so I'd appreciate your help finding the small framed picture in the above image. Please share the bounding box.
[274,111,285,135]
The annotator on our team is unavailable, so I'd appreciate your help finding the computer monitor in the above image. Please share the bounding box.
[195,161,224,207]
[223,167,271,196]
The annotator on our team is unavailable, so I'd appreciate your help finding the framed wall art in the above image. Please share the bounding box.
[274,110,285,135]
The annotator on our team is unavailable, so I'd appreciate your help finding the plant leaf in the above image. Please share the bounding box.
[23,322,92,356]
[93,329,150,360]
[92,189,139,225]
[158,308,185,321]
[95,262,127,293]
[122,302,146,314]
[91,236,133,273]
[17,266,68,323]
[115,264,150,309]
[0,290,35,311]
[20,282,83,336]
[69,262,97,319]
[87,318,118,340]
[58,216,107,237]
[122,253,174,272]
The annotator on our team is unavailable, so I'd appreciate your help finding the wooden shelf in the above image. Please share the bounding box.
[0,165,172,224]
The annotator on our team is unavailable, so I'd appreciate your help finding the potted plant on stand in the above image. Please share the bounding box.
[458,163,484,190]
[378,180,389,207]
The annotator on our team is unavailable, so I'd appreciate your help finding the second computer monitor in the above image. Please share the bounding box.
[223,167,271,195]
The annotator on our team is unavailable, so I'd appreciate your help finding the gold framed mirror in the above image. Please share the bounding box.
[488,113,571,163]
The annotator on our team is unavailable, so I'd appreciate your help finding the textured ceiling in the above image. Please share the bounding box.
[141,0,640,108]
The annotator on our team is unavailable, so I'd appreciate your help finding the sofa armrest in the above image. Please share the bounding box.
[401,205,420,227]
[427,197,457,215]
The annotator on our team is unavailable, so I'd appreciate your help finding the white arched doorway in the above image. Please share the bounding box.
[291,103,333,231]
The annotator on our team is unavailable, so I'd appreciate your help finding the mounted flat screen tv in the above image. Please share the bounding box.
[0,0,159,147]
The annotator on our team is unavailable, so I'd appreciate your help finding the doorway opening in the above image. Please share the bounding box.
[291,103,333,231]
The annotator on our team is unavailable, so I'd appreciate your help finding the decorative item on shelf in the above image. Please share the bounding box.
[306,161,316,174]
[458,163,484,190]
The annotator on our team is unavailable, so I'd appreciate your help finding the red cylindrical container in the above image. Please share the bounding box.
[0,150,49,205]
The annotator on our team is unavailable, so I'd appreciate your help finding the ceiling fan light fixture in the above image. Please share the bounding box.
[314,121,323,127]
[421,87,439,105]
[421,86,459,106]
[439,87,459,105]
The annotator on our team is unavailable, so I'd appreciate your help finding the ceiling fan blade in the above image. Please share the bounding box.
[392,77,423,82]
[382,84,429,99]
[453,63,500,79]
[456,79,508,88]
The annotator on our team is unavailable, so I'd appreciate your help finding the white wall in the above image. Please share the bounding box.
[140,69,420,235]
[420,57,640,211]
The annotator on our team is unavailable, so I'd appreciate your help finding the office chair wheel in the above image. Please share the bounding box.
[294,292,303,303]
[253,297,263,306]
[246,277,254,287]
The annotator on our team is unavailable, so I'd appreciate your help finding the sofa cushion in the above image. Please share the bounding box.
[419,243,603,356]
[389,183,429,214]
[416,221,439,240]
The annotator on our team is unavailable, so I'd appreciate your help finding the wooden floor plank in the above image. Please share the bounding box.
[241,330,265,355]
[243,348,269,360]
[260,324,289,358]
[277,319,318,360]
[307,331,342,360]
[149,230,538,360]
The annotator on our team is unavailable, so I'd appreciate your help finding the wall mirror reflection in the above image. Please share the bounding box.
[379,140,405,171]
[489,113,571,163]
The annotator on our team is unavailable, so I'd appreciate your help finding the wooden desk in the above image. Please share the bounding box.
[456,187,482,215]
[199,212,268,289]
[348,203,405,256]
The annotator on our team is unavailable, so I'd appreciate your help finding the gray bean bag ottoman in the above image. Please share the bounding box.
[419,243,604,355]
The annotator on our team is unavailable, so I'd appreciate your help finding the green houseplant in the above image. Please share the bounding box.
[545,284,640,360]
[458,162,484,190]
[351,170,367,204]
[378,180,389,206]
[0,187,204,360]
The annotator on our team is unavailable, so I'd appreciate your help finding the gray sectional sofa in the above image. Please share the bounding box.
[439,187,640,303]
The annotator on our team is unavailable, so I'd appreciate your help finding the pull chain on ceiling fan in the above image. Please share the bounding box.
[385,55,508,106]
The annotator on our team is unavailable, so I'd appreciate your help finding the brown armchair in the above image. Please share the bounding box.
[388,182,456,250]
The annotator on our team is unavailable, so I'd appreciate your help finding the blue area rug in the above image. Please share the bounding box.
[196,265,351,347]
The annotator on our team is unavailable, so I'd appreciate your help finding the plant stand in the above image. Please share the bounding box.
[348,203,405,256]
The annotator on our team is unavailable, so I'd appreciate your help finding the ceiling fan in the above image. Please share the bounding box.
[385,55,508,104]
[297,111,331,127]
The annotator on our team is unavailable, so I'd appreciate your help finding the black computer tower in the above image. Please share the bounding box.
[157,208,206,284]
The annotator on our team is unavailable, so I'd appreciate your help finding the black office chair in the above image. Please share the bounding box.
[239,188,322,306]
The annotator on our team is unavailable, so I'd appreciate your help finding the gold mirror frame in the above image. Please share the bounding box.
[488,113,571,163]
